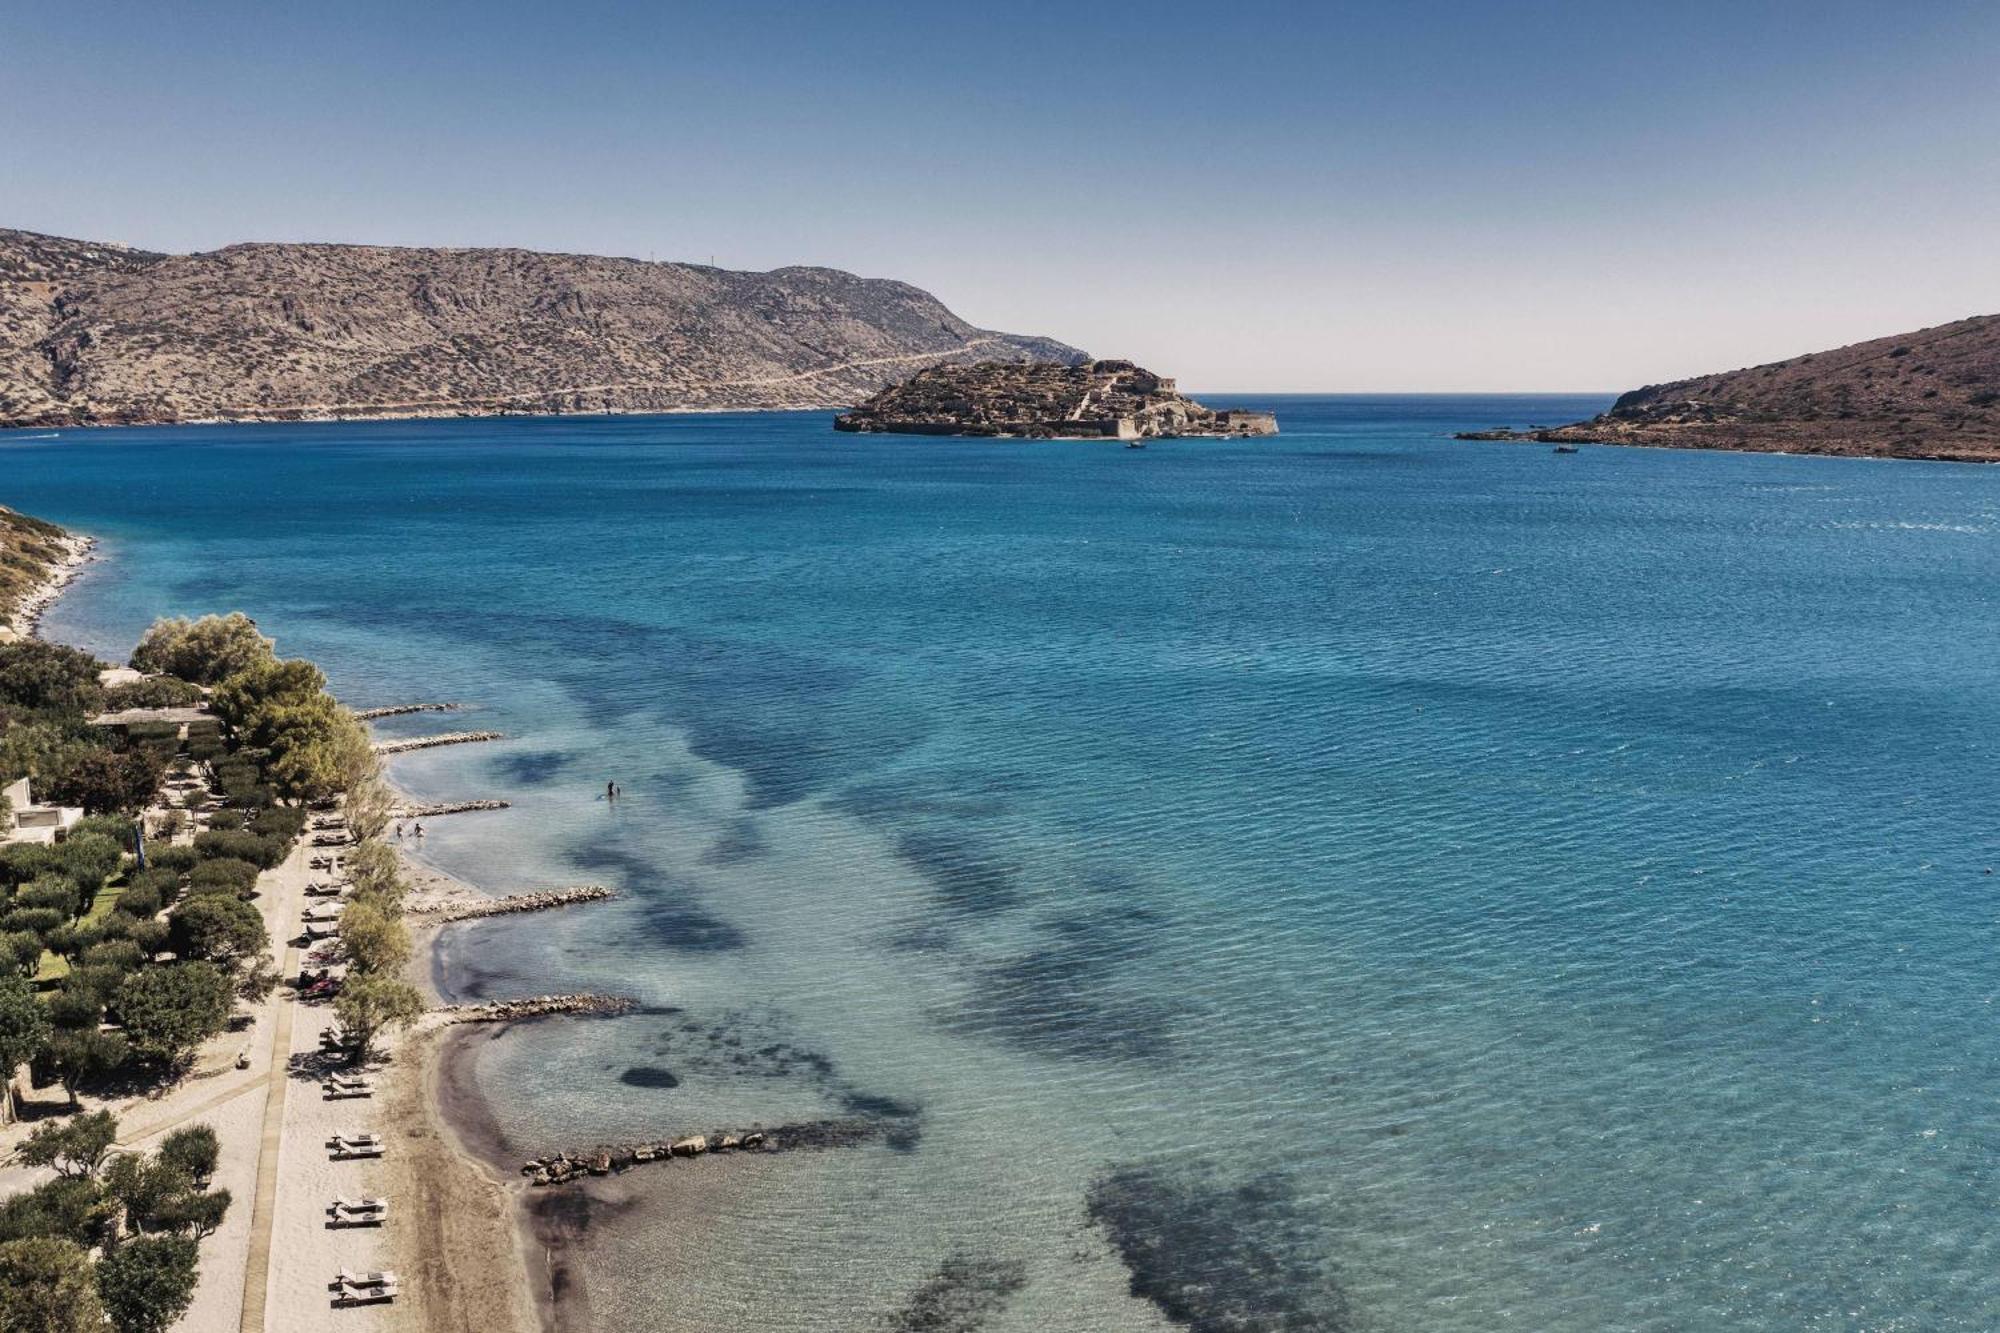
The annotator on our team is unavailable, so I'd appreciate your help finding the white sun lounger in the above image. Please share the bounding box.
[331,1269,399,1289]
[330,1281,398,1307]
[325,1134,384,1159]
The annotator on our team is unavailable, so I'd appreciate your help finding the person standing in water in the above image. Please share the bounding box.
[607,780,616,802]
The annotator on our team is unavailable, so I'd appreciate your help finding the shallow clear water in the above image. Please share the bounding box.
[10,399,2000,1331]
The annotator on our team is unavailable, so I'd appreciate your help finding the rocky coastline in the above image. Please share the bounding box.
[0,508,94,641]
[835,359,1277,440]
[1454,312,2000,463]
[0,225,1082,430]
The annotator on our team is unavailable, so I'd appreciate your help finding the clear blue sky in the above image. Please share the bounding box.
[4,1,1996,391]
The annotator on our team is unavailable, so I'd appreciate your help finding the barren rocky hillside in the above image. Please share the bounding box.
[0,227,1082,428]
[1474,314,2000,462]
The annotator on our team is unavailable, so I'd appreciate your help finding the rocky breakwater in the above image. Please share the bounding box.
[520,1131,771,1187]
[394,799,511,818]
[354,702,462,720]
[835,359,1278,440]
[373,730,503,755]
[434,994,634,1026]
[412,885,615,923]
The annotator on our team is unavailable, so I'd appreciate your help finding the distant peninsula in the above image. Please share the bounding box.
[1458,313,2000,463]
[834,359,1277,440]
[0,227,1082,429]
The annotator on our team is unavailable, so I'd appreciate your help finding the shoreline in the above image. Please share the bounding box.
[2,526,96,640]
[381,842,546,1333]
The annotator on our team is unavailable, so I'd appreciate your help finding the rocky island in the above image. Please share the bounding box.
[1458,313,2000,463]
[834,359,1277,440]
[0,226,1081,429]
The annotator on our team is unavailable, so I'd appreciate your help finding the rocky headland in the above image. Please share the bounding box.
[834,359,1277,440]
[0,504,92,640]
[0,226,1083,429]
[1458,313,2000,462]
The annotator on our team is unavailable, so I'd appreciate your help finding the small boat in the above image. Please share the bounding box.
[1125,441,1147,449]
[1551,445,1580,454]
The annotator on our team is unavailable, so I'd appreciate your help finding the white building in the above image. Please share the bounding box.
[1,775,84,845]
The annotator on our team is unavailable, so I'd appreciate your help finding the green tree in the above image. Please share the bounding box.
[0,931,45,981]
[343,773,393,841]
[0,640,105,715]
[94,1234,198,1333]
[184,858,258,899]
[165,895,266,966]
[0,1176,115,1247]
[115,964,232,1068]
[331,974,424,1063]
[100,1154,182,1236]
[338,900,409,976]
[149,1187,229,1240]
[17,1111,118,1180]
[155,1125,219,1188]
[42,748,166,817]
[343,839,404,903]
[53,832,124,900]
[46,1029,129,1107]
[128,613,272,686]
[12,877,79,920]
[0,1236,105,1332]
[0,973,52,1124]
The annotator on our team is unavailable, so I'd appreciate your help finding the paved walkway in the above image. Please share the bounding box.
[237,839,311,1333]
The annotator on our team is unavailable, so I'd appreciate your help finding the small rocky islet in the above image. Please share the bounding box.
[834,359,1277,440]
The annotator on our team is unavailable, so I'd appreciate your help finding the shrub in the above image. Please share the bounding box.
[146,847,197,876]
[71,815,137,846]
[203,810,245,832]
[55,834,124,897]
[0,641,105,715]
[112,884,161,919]
[192,830,285,871]
[102,677,203,710]
[1,907,64,937]
[246,806,306,842]
[185,859,258,898]
[15,877,81,920]
[79,940,144,972]
[0,844,57,889]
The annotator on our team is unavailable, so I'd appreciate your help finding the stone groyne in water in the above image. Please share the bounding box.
[394,799,511,818]
[434,994,633,1026]
[373,730,503,755]
[412,885,615,923]
[355,702,462,720]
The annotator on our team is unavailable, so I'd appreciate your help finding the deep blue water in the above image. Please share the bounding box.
[8,397,2000,1331]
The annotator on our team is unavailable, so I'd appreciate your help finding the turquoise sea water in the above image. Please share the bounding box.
[8,399,2000,1332]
